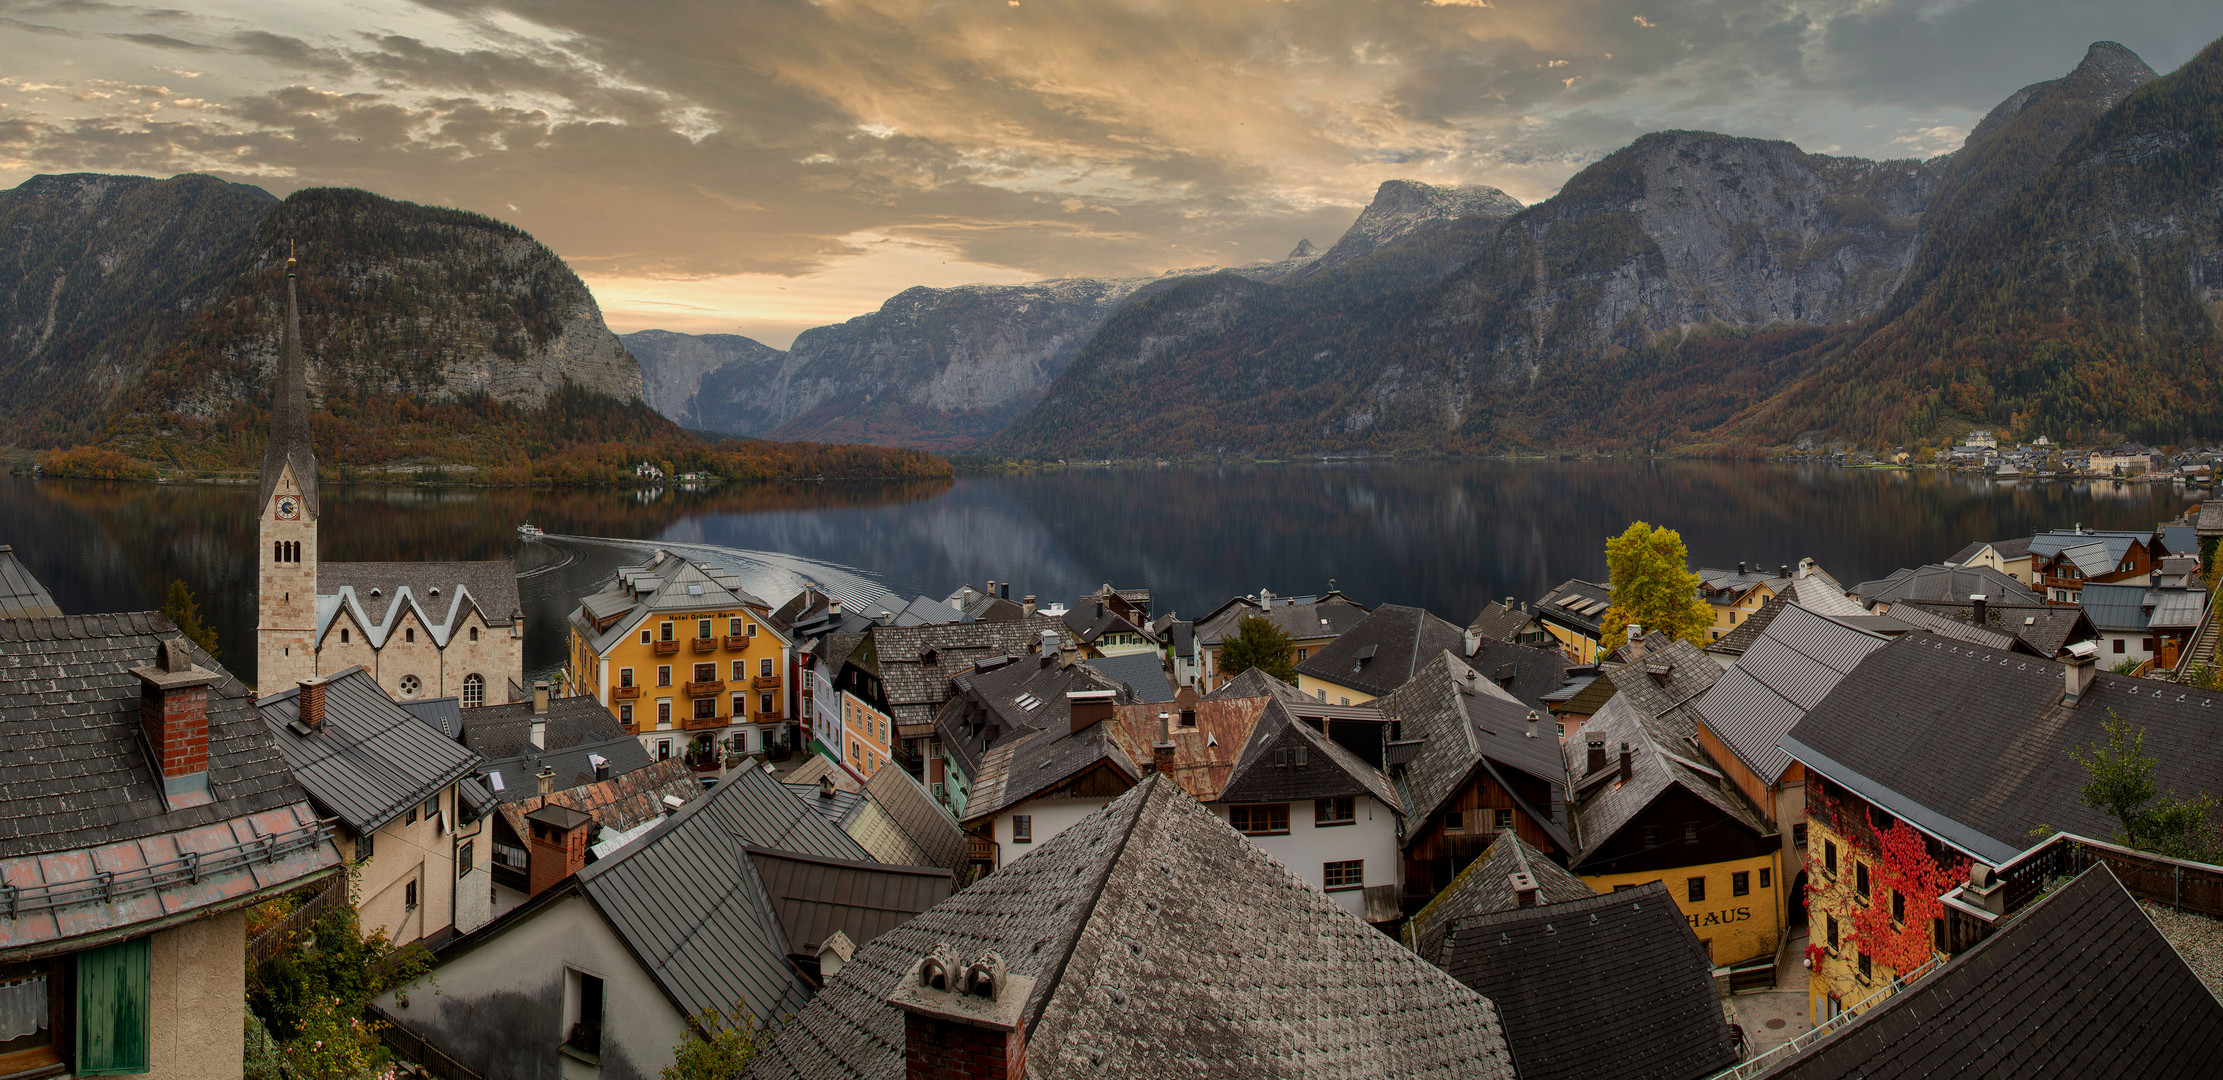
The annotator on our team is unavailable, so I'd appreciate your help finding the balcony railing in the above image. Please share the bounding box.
[966,837,998,863]
[751,675,782,690]
[722,635,750,651]
[652,640,680,656]
[691,637,718,654]
[754,711,785,724]
[684,679,726,697]
[680,712,728,731]
[611,685,641,700]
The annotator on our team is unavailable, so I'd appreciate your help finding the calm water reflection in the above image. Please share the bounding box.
[0,463,2202,687]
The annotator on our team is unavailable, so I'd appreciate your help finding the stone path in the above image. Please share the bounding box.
[1726,930,1815,1061]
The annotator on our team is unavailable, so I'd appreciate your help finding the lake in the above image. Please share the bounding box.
[0,462,2204,687]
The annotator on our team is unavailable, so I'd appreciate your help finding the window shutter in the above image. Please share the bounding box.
[76,937,151,1075]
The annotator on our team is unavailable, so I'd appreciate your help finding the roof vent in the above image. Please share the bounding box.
[369,587,381,597]
[662,794,686,814]
[429,586,440,597]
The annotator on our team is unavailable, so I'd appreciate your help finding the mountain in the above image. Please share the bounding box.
[0,174,277,447]
[1737,37,2223,446]
[621,329,784,431]
[623,177,1514,450]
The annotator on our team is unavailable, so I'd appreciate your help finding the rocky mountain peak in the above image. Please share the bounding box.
[1288,238,1318,258]
[1304,178,1523,276]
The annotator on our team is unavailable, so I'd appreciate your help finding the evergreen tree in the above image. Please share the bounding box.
[1218,614,1299,683]
[1598,522,1711,650]
[2070,716,2223,862]
[163,578,220,661]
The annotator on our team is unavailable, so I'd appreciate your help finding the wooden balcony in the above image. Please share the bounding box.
[684,679,726,697]
[753,711,785,724]
[680,712,728,731]
[652,639,680,656]
[722,635,750,651]
[691,637,718,654]
[750,675,782,690]
[611,685,641,700]
[966,837,998,863]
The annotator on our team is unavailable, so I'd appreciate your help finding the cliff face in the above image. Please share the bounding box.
[622,329,785,432]
[0,173,276,446]
[1298,179,1524,277]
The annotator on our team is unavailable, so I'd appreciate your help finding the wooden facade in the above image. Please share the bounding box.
[1402,764,1564,902]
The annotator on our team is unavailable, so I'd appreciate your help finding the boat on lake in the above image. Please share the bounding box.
[517,523,544,542]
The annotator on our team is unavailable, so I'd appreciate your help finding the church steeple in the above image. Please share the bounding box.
[257,242,320,692]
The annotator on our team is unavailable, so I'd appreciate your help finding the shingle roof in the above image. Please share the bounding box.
[866,615,1076,732]
[1782,633,2223,865]
[0,547,62,618]
[480,734,655,803]
[1466,640,1570,711]
[1604,639,1720,741]
[1375,652,1571,851]
[1888,599,2093,657]
[493,757,701,843]
[744,846,950,960]
[1295,603,1468,698]
[0,612,316,860]
[1782,575,1869,617]
[935,657,1117,777]
[1080,651,1176,702]
[743,776,1518,1080]
[575,763,875,1026]
[1439,881,1737,1080]
[1404,831,1597,964]
[1694,605,1893,785]
[1467,600,1540,644]
[960,718,1141,824]
[1204,666,1300,700]
[461,694,628,759]
[1710,596,1790,657]
[1193,593,1369,646]
[786,751,862,794]
[258,666,486,834]
[1758,865,2223,1079]
[317,561,521,650]
[1217,698,1400,810]
[1847,565,2043,608]
[1565,692,1771,868]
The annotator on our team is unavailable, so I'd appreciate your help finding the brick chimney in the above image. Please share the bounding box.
[133,637,220,810]
[298,676,328,727]
[525,804,594,896]
[1068,690,1116,735]
[1150,713,1175,775]
[889,946,1034,1080]
[1509,871,1539,908]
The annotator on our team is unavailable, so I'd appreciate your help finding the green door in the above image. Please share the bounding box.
[76,937,151,1075]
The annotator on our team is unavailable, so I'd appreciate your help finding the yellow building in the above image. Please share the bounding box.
[1697,565,1785,642]
[567,549,793,774]
[1291,603,1468,704]
[1536,580,1612,664]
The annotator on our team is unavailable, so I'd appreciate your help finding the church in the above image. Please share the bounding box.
[257,253,525,703]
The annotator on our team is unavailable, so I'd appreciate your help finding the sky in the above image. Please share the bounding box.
[2,1,2217,348]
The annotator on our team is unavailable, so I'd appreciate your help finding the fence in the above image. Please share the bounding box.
[370,1004,486,1080]
[245,873,349,966]
[1707,952,1946,1080]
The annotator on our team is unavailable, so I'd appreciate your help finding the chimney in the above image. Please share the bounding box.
[1587,739,1607,775]
[524,804,594,897]
[1619,742,1633,783]
[533,680,550,714]
[828,599,841,617]
[1627,624,1642,645]
[135,638,219,809]
[987,580,997,601]
[1779,564,1790,579]
[1151,712,1175,775]
[1509,871,1539,908]
[661,794,687,815]
[1970,594,1988,627]
[530,718,547,750]
[298,676,328,728]
[537,765,556,795]
[1738,561,1748,575]
[820,774,837,799]
[1068,689,1116,735]
[1000,583,1010,600]
[1038,629,1058,666]
[2062,647,2099,705]
[590,753,610,782]
[890,947,1033,1080]
[1524,710,1540,739]
[1023,594,1038,617]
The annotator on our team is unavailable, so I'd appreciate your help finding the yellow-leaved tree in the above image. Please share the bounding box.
[1599,522,1711,651]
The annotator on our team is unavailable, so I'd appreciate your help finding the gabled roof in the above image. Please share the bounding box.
[316,561,520,650]
[934,656,1119,778]
[1709,595,1791,657]
[0,613,317,860]
[1467,600,1542,644]
[1405,831,1597,964]
[1466,640,1570,711]
[2072,582,2156,632]
[1294,603,1468,697]
[961,717,1139,824]
[570,549,776,656]
[1060,600,1149,645]
[2161,525,2198,558]
[743,776,1518,1080]
[1193,592,1369,646]
[1847,564,2043,608]
[787,781,868,829]
[493,757,701,845]
[258,666,485,835]
[1694,604,1893,786]
[480,734,655,803]
[1758,865,2223,1079]
[1205,666,1301,700]
[860,763,969,872]
[1603,638,1720,741]
[1081,651,1176,702]
[1439,881,1737,1080]
[744,846,949,961]
[2028,529,2145,563]
[1375,652,1571,851]
[1781,574,1869,617]
[1536,579,1612,635]
[574,763,876,1026]
[785,752,862,795]
[863,615,1077,731]
[1216,699,1400,810]
[2048,539,2117,579]
[461,694,629,760]
[1781,633,2223,866]
[0,546,61,618]
[1565,691,1771,868]
[1888,599,2094,657]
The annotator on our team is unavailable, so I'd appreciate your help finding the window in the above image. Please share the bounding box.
[358,831,374,859]
[733,694,747,718]
[730,618,744,637]
[1824,840,1838,878]
[1855,861,1871,903]
[1760,867,1772,889]
[1793,822,1808,847]
[657,701,672,729]
[1826,915,1839,952]
[619,703,634,726]
[2143,637,2155,652]
[1857,951,1873,983]
[1273,747,1309,768]
[620,667,635,688]
[640,630,652,644]
[565,970,604,1055]
[2114,638,2126,654]
[694,698,716,721]
[1687,876,1706,903]
[658,666,672,687]
[1323,860,1364,891]
[398,674,421,697]
[1640,825,1660,846]
[1732,871,1750,897]
[340,628,350,644]
[462,673,484,707]
[405,627,416,643]
[760,693,773,716]
[1445,811,1465,834]
[1231,804,1291,835]
[746,623,757,638]
[1315,797,1356,826]
[405,807,417,826]
[1012,815,1033,844]
[1493,808,1514,830]
[694,663,716,683]
[760,658,774,678]
[657,740,671,760]
[0,957,63,1076]
[732,660,747,681]
[1340,696,1350,706]
[404,880,418,911]
[660,622,674,642]
[74,937,152,1075]
[1892,889,1906,926]
[458,840,475,876]
[1682,822,1699,843]
[469,627,479,642]
[425,795,441,820]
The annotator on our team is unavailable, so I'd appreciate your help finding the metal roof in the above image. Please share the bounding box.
[0,547,62,618]
[744,846,950,959]
[1694,605,1892,784]
[1080,651,1177,702]
[257,666,486,834]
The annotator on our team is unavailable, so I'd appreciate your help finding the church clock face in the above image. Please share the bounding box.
[276,495,300,521]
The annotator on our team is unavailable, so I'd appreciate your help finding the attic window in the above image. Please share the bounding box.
[687,585,704,596]
[1273,747,1309,768]
[1015,693,1042,711]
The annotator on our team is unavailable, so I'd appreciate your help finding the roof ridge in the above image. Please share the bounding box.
[1023,773,1161,1033]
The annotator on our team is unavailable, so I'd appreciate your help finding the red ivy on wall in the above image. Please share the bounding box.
[1848,818,1968,971]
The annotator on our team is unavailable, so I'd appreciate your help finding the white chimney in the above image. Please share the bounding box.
[529,719,546,750]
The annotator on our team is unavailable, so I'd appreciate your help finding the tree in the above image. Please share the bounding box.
[163,579,220,661]
[1218,615,1298,683]
[1598,522,1711,650]
[663,1004,772,1080]
[2070,716,2223,862]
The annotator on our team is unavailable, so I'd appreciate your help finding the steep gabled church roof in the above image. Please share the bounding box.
[258,255,319,517]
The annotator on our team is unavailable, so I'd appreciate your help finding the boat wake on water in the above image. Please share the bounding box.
[527,534,899,611]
